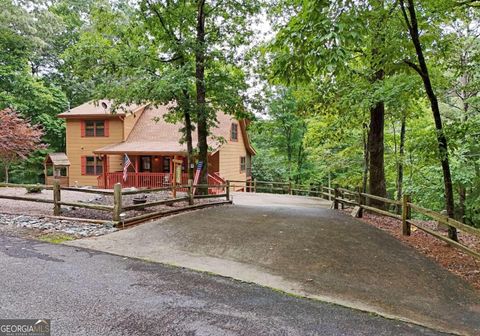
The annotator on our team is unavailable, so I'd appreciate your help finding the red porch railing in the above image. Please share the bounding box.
[98,172,189,189]
[97,172,225,193]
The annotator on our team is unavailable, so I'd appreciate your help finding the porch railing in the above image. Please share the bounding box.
[98,172,189,189]
[98,172,226,192]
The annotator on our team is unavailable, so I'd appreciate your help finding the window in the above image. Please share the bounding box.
[231,123,238,141]
[240,156,246,172]
[141,156,151,171]
[162,157,171,173]
[83,156,103,175]
[83,120,107,137]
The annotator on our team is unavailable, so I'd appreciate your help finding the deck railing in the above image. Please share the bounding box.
[98,172,190,189]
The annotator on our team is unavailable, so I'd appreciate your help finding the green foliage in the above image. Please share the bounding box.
[25,185,43,194]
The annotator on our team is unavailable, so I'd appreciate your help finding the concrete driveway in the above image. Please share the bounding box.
[68,193,480,335]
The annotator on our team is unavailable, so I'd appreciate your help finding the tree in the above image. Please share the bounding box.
[65,0,260,189]
[250,88,309,183]
[399,0,458,241]
[0,109,45,183]
[267,0,409,205]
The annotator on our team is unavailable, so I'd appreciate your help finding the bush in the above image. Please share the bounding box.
[25,185,43,193]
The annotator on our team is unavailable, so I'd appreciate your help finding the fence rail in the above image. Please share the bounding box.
[0,180,232,225]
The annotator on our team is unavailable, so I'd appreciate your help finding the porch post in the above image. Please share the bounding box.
[135,155,139,187]
[103,155,107,189]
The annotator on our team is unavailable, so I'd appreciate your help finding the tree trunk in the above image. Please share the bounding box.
[368,89,387,207]
[195,0,208,193]
[4,165,8,184]
[181,89,195,181]
[362,123,369,193]
[401,0,458,241]
[396,116,406,214]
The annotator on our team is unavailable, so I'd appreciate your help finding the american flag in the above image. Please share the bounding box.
[123,154,132,181]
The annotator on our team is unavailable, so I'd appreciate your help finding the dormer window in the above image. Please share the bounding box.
[81,120,109,137]
[231,123,238,141]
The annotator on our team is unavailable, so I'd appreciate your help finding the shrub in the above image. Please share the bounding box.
[25,185,43,193]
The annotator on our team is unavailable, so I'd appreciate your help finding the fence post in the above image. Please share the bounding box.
[226,180,230,201]
[254,179,257,193]
[113,183,122,222]
[402,194,411,236]
[188,180,194,205]
[53,179,61,216]
[357,187,363,218]
[288,182,292,195]
[333,187,339,209]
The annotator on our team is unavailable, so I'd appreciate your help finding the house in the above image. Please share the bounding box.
[55,100,255,189]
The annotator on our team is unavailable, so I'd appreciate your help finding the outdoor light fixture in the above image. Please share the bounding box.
[119,212,126,228]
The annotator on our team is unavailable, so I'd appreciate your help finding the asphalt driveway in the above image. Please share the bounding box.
[67,193,480,335]
[0,235,446,336]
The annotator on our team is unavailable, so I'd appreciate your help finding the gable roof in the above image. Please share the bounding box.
[93,104,256,156]
[45,152,70,166]
[57,100,146,118]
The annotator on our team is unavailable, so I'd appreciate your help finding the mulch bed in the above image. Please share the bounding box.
[344,209,480,290]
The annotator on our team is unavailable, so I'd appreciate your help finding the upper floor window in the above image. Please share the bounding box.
[231,123,238,141]
[82,120,108,137]
[240,156,246,172]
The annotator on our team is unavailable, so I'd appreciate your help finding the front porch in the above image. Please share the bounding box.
[95,153,224,189]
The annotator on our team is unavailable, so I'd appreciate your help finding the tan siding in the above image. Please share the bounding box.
[66,119,124,186]
[218,122,248,187]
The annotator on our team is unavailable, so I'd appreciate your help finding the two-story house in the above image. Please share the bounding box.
[55,100,255,188]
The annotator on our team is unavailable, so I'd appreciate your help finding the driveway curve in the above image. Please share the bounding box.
[68,192,480,335]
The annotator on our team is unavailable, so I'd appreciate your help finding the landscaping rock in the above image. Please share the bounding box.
[0,213,117,238]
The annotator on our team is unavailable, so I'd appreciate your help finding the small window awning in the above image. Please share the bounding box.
[45,153,71,166]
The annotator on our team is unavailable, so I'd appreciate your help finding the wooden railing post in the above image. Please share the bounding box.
[357,187,363,218]
[288,182,292,195]
[188,180,194,205]
[402,194,411,236]
[333,187,339,209]
[226,180,230,201]
[254,179,257,193]
[53,179,61,216]
[113,183,122,222]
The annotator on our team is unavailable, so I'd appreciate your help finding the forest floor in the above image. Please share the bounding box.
[346,209,480,290]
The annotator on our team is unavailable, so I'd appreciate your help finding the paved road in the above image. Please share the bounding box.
[68,193,480,335]
[0,235,446,336]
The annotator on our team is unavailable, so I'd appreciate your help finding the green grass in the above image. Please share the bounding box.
[38,233,75,244]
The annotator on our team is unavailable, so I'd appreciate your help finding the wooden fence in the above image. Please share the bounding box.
[228,179,480,260]
[0,181,231,226]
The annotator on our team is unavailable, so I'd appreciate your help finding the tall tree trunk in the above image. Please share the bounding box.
[362,123,369,193]
[400,0,458,241]
[368,68,387,207]
[396,115,406,214]
[195,0,208,193]
[4,165,9,184]
[181,89,195,181]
